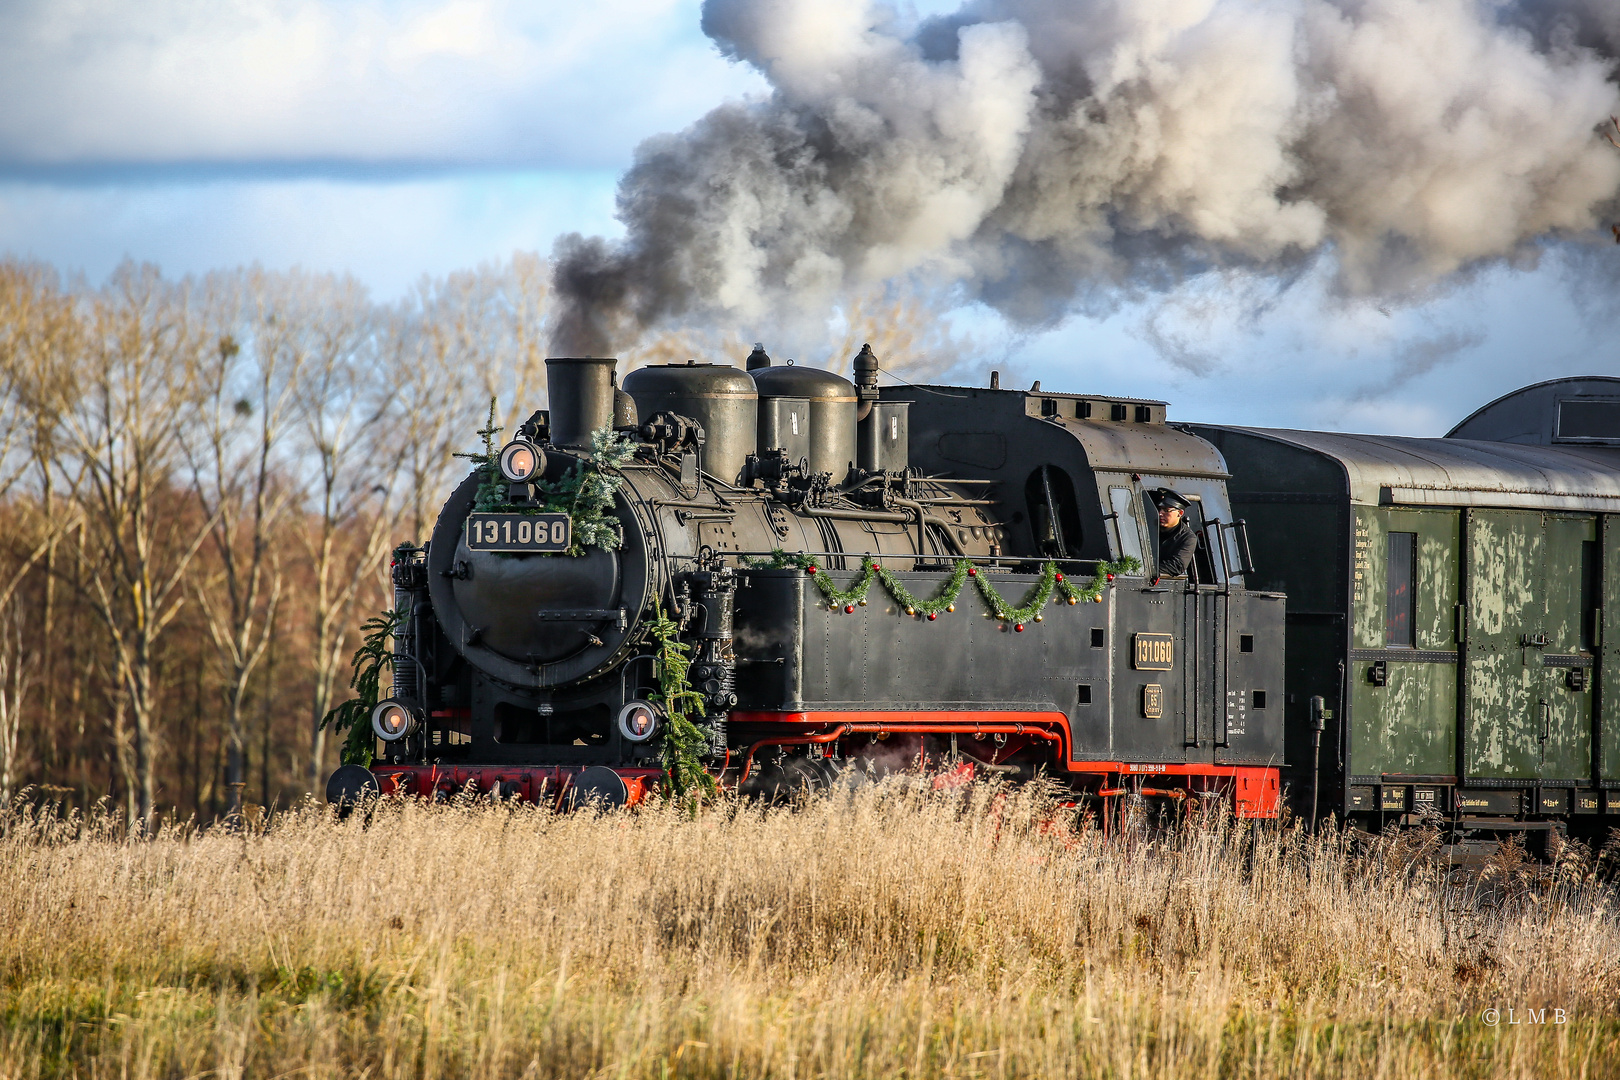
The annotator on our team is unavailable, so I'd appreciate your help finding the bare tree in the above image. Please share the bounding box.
[0,265,50,502]
[825,283,967,380]
[0,262,90,797]
[289,273,401,793]
[0,596,34,805]
[613,279,965,383]
[182,269,303,816]
[51,263,217,830]
[498,252,552,427]
[389,256,552,541]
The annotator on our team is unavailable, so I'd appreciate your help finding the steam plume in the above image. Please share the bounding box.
[550,0,1620,356]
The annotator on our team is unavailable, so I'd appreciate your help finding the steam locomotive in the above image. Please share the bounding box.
[326,350,1620,844]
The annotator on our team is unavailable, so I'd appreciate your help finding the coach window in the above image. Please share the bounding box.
[1385,531,1416,647]
[1581,540,1599,651]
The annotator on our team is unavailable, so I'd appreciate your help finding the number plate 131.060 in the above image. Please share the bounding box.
[466,513,570,552]
[1132,632,1174,671]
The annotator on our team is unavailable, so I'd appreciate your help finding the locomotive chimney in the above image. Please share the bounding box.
[745,343,771,371]
[545,357,618,447]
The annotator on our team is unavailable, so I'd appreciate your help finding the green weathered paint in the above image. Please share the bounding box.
[1350,507,1458,777]
[1350,508,1382,651]
[1602,515,1620,782]
[1540,514,1594,782]
[1464,509,1545,780]
[1352,661,1458,776]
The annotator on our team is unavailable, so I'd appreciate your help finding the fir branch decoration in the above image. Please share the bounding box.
[645,607,717,803]
[1056,556,1141,607]
[455,400,634,556]
[878,558,970,617]
[767,552,1141,628]
[535,426,635,555]
[450,398,509,513]
[319,609,406,767]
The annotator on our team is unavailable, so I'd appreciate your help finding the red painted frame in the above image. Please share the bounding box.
[371,764,663,808]
[368,710,1280,818]
[729,710,1280,818]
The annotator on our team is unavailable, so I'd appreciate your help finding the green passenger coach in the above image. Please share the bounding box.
[1194,377,1620,842]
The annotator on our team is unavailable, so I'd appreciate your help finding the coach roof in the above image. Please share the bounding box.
[1216,428,1620,511]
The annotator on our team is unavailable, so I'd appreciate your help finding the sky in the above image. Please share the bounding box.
[1,0,1616,435]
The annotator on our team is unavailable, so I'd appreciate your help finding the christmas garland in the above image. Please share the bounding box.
[455,400,633,556]
[645,606,718,803]
[745,551,1141,631]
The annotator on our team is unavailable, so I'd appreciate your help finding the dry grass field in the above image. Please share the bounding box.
[1,783,1618,1080]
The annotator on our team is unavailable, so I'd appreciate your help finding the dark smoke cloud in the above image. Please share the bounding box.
[549,0,1620,356]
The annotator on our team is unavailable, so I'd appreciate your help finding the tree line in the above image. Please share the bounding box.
[0,255,558,829]
[0,256,961,829]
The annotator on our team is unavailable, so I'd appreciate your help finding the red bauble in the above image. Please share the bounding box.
[967,567,977,577]
[1055,573,1064,583]
[844,604,855,614]
[807,565,818,575]
[1106,573,1114,581]
[926,612,937,621]
[1014,623,1024,632]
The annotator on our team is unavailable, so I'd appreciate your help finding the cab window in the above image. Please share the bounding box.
[1108,486,1146,567]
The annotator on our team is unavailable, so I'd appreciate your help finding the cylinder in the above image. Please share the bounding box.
[751,364,857,481]
[545,358,618,447]
[622,362,758,484]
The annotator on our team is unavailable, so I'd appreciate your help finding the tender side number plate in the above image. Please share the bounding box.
[1132,632,1174,671]
[466,513,570,552]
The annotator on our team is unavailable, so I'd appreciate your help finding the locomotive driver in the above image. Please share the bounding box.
[1153,489,1198,579]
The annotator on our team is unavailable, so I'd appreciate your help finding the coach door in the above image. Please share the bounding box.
[1462,509,1545,783]
[1538,514,1596,784]
[1463,509,1602,785]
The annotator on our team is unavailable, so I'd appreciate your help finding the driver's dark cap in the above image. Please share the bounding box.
[1153,489,1191,512]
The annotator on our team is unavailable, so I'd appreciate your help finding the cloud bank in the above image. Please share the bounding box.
[0,0,764,170]
[550,0,1620,354]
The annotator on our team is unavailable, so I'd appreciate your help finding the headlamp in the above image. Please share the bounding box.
[371,698,419,742]
[498,439,544,484]
[617,700,659,743]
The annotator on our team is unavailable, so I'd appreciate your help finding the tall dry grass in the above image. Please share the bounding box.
[0,783,1617,1079]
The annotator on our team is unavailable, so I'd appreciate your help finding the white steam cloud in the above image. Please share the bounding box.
[550,0,1620,355]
